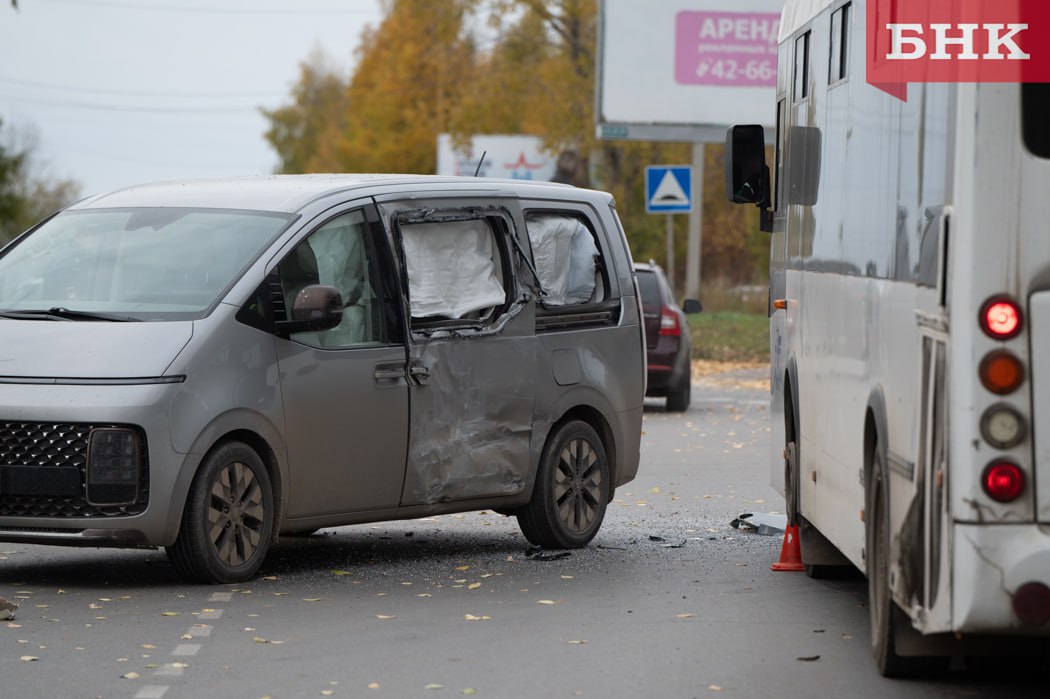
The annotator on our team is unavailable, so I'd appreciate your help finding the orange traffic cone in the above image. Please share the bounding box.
[771,524,805,572]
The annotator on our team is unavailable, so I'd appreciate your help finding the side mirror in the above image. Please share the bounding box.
[725,125,772,232]
[682,299,703,314]
[275,284,344,336]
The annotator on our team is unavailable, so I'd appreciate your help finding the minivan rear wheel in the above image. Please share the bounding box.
[166,441,274,584]
[517,420,610,549]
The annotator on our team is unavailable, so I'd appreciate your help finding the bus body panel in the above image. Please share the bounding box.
[769,0,1050,642]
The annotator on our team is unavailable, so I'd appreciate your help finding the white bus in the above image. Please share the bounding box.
[726,0,1050,676]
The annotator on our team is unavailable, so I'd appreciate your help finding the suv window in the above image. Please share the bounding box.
[524,212,604,306]
[635,269,663,308]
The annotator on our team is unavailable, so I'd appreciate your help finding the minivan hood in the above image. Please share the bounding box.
[0,319,192,379]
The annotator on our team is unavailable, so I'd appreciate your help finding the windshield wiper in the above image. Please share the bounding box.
[0,307,141,322]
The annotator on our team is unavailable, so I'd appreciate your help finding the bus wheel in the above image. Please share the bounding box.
[784,440,799,526]
[517,420,610,549]
[167,441,274,584]
[867,439,942,676]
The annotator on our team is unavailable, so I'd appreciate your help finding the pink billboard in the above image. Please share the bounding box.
[675,11,780,87]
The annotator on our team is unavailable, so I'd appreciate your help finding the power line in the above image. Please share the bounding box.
[0,75,281,100]
[37,0,381,15]
[0,93,261,114]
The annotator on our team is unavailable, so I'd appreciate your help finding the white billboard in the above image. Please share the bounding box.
[436,134,557,181]
[598,0,783,140]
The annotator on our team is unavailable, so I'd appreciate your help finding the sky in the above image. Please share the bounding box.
[0,0,385,198]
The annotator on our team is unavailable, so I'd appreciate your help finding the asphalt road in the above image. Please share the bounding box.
[1,366,1046,698]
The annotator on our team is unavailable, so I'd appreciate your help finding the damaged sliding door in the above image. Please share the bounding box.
[381,200,538,506]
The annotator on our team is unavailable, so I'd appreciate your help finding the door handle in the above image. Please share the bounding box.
[409,362,431,385]
[373,364,406,384]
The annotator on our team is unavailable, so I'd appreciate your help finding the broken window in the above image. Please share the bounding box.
[400,218,507,321]
[524,212,601,306]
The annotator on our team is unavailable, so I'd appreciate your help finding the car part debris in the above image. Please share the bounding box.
[730,512,787,536]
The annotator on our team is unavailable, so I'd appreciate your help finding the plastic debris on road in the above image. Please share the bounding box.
[730,512,787,537]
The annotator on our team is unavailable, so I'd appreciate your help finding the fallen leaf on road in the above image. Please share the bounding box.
[321,691,334,696]
[425,684,444,690]
[708,685,723,692]
[463,689,477,695]
[536,600,558,605]
[797,655,821,662]
[464,614,490,621]
[368,682,381,689]
[161,612,180,617]
[303,598,325,602]
[467,583,481,590]
[675,614,695,619]
[455,565,470,571]
[20,655,38,662]
[568,640,588,645]
[122,672,140,680]
[376,615,396,620]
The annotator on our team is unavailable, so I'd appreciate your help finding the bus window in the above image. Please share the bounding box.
[774,99,785,211]
[1022,84,1050,159]
[793,32,810,102]
[829,3,850,84]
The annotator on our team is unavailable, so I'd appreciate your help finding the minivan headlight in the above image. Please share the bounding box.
[87,428,141,506]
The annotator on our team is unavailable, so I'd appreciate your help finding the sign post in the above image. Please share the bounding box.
[598,0,782,299]
[646,165,693,294]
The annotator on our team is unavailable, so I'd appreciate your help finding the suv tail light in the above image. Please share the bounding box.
[659,306,680,336]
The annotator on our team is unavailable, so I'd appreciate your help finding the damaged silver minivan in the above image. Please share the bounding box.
[0,175,645,583]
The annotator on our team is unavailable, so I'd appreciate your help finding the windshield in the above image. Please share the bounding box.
[0,207,294,320]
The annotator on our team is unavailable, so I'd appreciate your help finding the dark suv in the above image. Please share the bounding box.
[634,262,699,411]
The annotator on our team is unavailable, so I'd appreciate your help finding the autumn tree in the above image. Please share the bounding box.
[330,0,480,174]
[261,51,348,175]
[263,0,767,287]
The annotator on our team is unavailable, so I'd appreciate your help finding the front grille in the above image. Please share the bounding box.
[0,422,149,518]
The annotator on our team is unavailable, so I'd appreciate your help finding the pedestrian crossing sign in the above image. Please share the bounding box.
[645,166,693,214]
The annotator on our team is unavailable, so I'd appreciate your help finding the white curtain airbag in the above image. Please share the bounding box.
[526,214,597,306]
[401,219,505,318]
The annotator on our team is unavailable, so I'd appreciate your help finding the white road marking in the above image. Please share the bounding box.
[133,686,169,699]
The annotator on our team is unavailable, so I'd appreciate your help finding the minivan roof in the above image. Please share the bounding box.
[70,174,596,214]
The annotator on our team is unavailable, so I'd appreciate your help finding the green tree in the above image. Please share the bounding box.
[0,119,28,242]
[0,120,81,244]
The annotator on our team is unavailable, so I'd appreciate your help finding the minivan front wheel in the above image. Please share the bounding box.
[518,420,610,549]
[166,441,274,584]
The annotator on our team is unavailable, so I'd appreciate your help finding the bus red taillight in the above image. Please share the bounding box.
[1012,583,1050,627]
[980,296,1023,340]
[979,350,1025,395]
[982,461,1026,503]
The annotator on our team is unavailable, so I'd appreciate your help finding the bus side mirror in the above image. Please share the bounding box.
[725,125,772,232]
